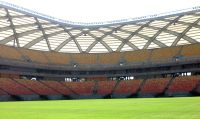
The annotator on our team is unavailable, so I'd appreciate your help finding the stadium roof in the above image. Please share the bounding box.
[0,1,200,53]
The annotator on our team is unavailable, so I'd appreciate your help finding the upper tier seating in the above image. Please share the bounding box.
[41,80,72,95]
[98,52,121,64]
[44,52,70,65]
[151,46,180,61]
[97,81,116,95]
[114,80,143,94]
[124,50,151,63]
[71,53,97,64]
[63,81,95,95]
[1,43,200,66]
[140,78,170,94]
[0,78,34,95]
[181,43,200,57]
[0,45,22,60]
[19,48,48,64]
[15,79,59,95]
[167,76,200,94]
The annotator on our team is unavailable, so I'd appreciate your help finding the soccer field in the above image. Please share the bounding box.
[0,97,199,119]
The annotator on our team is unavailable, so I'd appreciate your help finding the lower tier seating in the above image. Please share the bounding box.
[41,81,72,95]
[0,76,199,99]
[15,79,59,95]
[0,78,35,95]
[63,82,95,95]
[0,89,8,96]
[196,84,200,93]
[166,76,200,94]
[97,81,116,95]
[140,78,170,95]
[114,80,143,94]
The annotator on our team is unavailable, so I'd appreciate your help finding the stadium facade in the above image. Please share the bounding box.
[0,1,199,101]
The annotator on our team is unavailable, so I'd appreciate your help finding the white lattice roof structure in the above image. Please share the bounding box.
[0,1,200,53]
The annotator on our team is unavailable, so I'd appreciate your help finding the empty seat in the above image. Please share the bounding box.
[167,76,200,94]
[15,79,59,95]
[41,81,72,95]
[44,51,70,65]
[63,81,95,95]
[19,48,48,64]
[0,45,22,60]
[97,81,116,95]
[71,53,97,64]
[114,80,143,94]
[98,52,121,64]
[124,50,151,63]
[0,89,8,96]
[151,46,181,61]
[140,78,170,94]
[0,78,34,95]
[181,43,200,57]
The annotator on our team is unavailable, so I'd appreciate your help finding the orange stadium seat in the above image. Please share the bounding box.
[167,76,200,94]
[140,78,170,94]
[196,84,200,93]
[41,80,72,95]
[114,80,143,94]
[0,89,8,96]
[86,77,109,81]
[0,78,35,95]
[63,81,95,95]
[14,79,59,95]
[97,81,116,95]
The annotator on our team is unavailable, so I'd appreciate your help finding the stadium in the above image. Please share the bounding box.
[0,1,200,119]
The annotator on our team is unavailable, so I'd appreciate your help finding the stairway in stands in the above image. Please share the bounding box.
[111,80,121,95]
[135,79,147,97]
[162,77,176,96]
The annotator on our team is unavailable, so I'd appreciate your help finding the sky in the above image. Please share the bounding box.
[2,0,200,23]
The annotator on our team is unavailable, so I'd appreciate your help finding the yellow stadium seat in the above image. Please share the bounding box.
[44,51,70,65]
[181,43,200,57]
[98,52,121,64]
[71,53,97,64]
[0,45,22,60]
[124,50,151,62]
[151,46,181,61]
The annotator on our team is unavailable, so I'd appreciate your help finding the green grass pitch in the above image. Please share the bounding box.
[0,97,200,119]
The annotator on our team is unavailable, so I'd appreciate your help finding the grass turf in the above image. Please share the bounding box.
[0,97,199,119]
